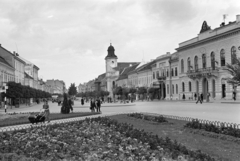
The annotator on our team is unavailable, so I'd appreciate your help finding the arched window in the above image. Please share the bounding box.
[182,82,185,92]
[176,84,178,94]
[189,81,191,92]
[172,85,174,94]
[211,52,215,70]
[202,54,206,68]
[167,70,169,77]
[175,67,178,76]
[171,68,174,77]
[220,49,225,66]
[231,46,237,64]
[187,57,191,71]
[181,59,184,73]
[194,56,198,71]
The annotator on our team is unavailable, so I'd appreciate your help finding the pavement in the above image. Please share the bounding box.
[0,99,240,132]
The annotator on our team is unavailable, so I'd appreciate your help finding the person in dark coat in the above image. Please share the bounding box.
[96,98,101,112]
[90,99,95,112]
[196,93,202,104]
[81,98,84,105]
[194,93,197,100]
[233,91,236,101]
[200,93,204,103]
[182,93,186,100]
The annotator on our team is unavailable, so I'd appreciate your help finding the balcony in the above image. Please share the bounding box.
[186,67,219,79]
[157,76,166,82]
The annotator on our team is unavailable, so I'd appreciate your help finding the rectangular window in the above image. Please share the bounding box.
[175,67,178,76]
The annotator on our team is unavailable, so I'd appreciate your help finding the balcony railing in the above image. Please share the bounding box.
[157,76,166,81]
[186,67,219,79]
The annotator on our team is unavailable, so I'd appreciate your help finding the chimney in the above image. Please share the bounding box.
[236,15,240,23]
[166,52,170,55]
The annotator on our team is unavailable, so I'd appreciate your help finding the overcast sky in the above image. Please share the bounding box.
[0,0,239,88]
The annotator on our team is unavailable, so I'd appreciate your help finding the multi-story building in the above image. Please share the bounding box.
[46,79,66,94]
[105,43,138,98]
[116,63,139,88]
[13,52,25,85]
[151,53,171,100]
[78,83,87,93]
[176,15,240,100]
[0,44,15,87]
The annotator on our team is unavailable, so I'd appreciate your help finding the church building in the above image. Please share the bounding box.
[104,43,139,98]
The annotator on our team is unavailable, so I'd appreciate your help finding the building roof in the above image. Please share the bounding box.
[138,61,155,72]
[116,63,140,81]
[113,62,139,74]
[105,43,118,59]
[18,56,40,70]
[0,56,14,69]
[24,72,33,79]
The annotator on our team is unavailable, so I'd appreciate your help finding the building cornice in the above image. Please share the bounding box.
[176,27,240,52]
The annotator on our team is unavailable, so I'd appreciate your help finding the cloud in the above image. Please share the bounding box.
[0,0,239,87]
[141,0,198,26]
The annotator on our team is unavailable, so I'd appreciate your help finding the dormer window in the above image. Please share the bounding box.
[112,61,114,64]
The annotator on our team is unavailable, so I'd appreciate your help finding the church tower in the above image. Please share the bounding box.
[105,43,118,98]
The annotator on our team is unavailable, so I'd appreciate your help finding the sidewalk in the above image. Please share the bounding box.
[0,112,124,132]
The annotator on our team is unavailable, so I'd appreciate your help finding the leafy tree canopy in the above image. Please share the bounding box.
[223,56,240,86]
[68,83,77,96]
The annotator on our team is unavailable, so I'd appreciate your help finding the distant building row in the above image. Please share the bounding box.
[79,15,240,101]
[0,44,66,95]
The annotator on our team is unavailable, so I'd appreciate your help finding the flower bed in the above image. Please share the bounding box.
[128,113,168,123]
[184,119,240,138]
[0,117,214,161]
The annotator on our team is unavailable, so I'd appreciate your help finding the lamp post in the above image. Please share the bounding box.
[169,57,172,100]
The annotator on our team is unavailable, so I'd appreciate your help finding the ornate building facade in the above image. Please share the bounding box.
[176,16,240,100]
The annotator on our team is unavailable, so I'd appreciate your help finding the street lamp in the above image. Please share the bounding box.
[169,57,172,100]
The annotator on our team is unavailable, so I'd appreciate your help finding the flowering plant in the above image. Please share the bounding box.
[0,117,215,160]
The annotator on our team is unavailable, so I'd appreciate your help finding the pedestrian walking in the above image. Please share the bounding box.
[90,99,95,112]
[194,93,197,100]
[96,98,101,112]
[182,93,186,101]
[233,91,236,101]
[81,98,84,105]
[207,92,210,102]
[43,100,50,123]
[68,98,73,112]
[200,93,204,102]
[196,93,202,104]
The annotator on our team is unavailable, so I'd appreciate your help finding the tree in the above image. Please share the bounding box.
[68,83,77,96]
[137,87,147,101]
[223,56,240,86]
[148,87,156,100]
[61,93,70,114]
[129,87,137,94]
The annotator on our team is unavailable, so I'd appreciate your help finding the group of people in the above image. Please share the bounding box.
[90,98,101,112]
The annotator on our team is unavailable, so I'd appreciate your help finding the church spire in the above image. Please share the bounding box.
[105,43,118,60]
